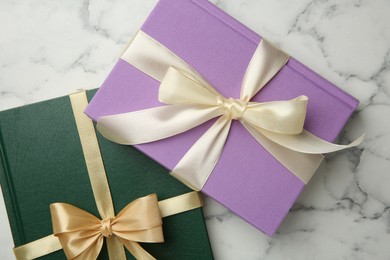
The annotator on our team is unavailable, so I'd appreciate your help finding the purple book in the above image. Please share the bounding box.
[85,0,358,235]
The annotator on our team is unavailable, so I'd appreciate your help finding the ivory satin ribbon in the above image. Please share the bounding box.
[97,31,364,190]
[13,91,204,260]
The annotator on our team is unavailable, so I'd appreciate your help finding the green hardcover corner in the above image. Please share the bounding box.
[0,89,214,260]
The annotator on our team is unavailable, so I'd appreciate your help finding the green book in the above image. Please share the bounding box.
[0,90,213,259]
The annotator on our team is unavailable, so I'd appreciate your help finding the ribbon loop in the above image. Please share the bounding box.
[159,67,220,106]
[240,39,290,101]
[242,95,308,135]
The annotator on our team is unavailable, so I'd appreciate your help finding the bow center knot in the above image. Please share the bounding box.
[218,97,247,120]
[100,218,113,237]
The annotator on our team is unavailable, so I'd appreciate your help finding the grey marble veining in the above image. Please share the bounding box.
[0,0,389,259]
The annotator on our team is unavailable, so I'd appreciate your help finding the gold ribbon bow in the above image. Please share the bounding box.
[13,91,204,260]
[50,194,163,260]
[97,31,364,190]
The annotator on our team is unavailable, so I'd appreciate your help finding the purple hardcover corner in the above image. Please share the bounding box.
[85,0,358,235]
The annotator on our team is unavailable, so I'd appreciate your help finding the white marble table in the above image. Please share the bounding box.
[1,0,389,259]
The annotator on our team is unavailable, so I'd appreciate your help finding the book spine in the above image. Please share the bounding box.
[0,127,25,246]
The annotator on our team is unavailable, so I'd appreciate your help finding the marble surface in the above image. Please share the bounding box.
[0,0,389,259]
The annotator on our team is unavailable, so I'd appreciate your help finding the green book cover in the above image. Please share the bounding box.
[0,90,214,259]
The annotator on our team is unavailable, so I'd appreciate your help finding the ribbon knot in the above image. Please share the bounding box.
[100,218,113,237]
[218,97,247,120]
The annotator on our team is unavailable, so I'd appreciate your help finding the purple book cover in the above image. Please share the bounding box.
[85,0,358,235]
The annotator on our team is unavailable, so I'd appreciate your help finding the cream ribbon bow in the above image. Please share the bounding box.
[50,194,163,260]
[97,31,364,190]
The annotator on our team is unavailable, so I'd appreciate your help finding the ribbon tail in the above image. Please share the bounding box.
[257,127,365,154]
[120,240,156,260]
[106,236,126,260]
[72,237,103,260]
[97,104,222,145]
[242,122,323,184]
[171,116,232,190]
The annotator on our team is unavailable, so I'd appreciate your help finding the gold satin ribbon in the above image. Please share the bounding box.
[96,31,364,189]
[13,91,204,260]
[13,235,62,260]
[70,91,126,260]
